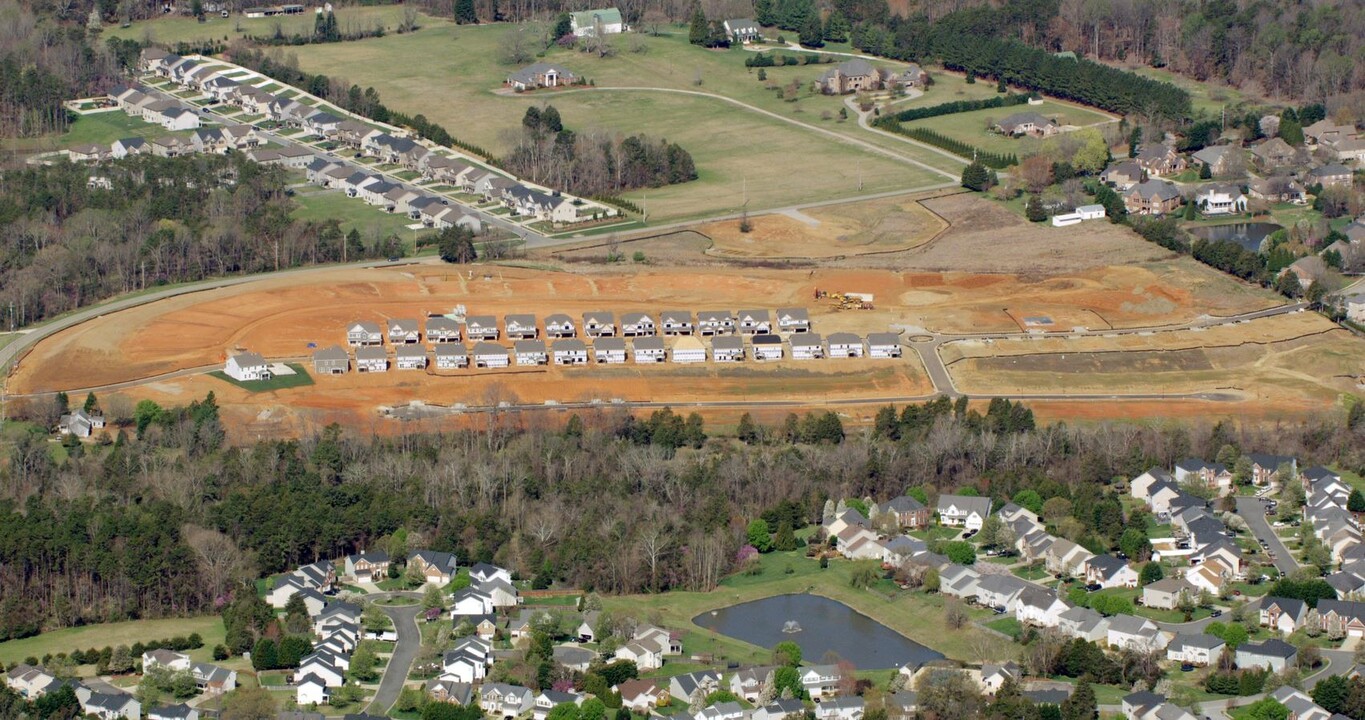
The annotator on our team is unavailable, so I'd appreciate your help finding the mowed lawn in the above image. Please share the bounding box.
[291,26,950,221]
[6,111,187,153]
[904,99,1117,156]
[103,5,420,46]
[0,616,226,666]
[290,187,434,246]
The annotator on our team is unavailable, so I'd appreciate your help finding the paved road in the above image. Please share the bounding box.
[366,600,423,716]
[1235,496,1301,576]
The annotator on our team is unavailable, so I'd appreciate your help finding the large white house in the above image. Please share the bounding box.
[224,351,270,382]
[937,494,993,530]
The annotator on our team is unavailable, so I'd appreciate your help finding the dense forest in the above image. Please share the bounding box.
[2,388,1363,642]
[504,105,697,198]
[0,2,123,138]
[0,154,402,328]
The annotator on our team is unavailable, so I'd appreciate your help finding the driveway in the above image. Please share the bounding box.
[365,600,423,715]
[1234,496,1300,576]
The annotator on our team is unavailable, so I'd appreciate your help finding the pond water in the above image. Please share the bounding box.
[1190,222,1283,253]
[692,593,943,670]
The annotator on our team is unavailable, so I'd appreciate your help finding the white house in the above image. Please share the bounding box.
[1014,587,1071,628]
[1195,184,1248,215]
[514,340,548,366]
[473,342,510,369]
[296,675,329,706]
[800,665,840,701]
[224,351,270,382]
[712,335,745,363]
[827,332,864,358]
[355,347,388,373]
[593,337,627,364]
[671,336,707,363]
[142,649,192,673]
[1106,615,1165,652]
[395,345,428,370]
[614,638,665,671]
[751,334,784,361]
[552,339,589,365]
[435,344,469,369]
[633,337,667,363]
[1166,633,1224,666]
[1235,639,1297,673]
[866,333,901,358]
[790,333,824,360]
[937,494,992,530]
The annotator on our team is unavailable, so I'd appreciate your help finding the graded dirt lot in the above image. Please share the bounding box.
[10,193,1357,433]
[698,193,949,259]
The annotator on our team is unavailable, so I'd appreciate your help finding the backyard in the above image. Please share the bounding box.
[900,99,1118,157]
[289,186,436,245]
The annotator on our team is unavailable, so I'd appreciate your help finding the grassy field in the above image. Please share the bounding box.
[289,25,954,221]
[103,5,420,46]
[600,547,1002,663]
[6,112,186,153]
[289,187,435,244]
[0,616,226,666]
[902,99,1116,156]
[210,363,315,391]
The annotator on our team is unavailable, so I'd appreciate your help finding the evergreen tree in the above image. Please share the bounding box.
[747,519,773,552]
[1128,126,1142,158]
[1279,109,1304,145]
[1349,489,1365,513]
[1139,561,1164,585]
[437,226,478,264]
[1025,194,1046,222]
[961,161,992,191]
[1199,162,1212,179]
[55,391,69,415]
[799,11,824,47]
[455,0,478,24]
[688,4,709,45]
[823,10,849,42]
[755,0,775,26]
[1061,680,1097,720]
[553,12,572,39]
[251,637,278,671]
[83,392,99,413]
[773,521,797,551]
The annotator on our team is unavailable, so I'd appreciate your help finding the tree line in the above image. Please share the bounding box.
[0,4,125,138]
[0,155,401,329]
[504,105,697,198]
[3,381,1363,641]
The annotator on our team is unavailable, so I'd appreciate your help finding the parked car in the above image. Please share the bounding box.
[1085,583,1102,592]
[1211,610,1223,617]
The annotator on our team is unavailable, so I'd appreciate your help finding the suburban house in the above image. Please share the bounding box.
[789,333,824,360]
[513,340,548,366]
[465,316,501,341]
[569,7,626,36]
[426,317,462,343]
[1235,639,1298,672]
[697,311,734,335]
[1123,180,1183,215]
[614,638,665,670]
[669,670,723,704]
[1166,633,1224,666]
[827,332,865,358]
[815,698,865,720]
[1106,615,1164,652]
[1056,606,1110,643]
[753,699,805,720]
[1135,143,1186,176]
[58,409,106,438]
[1014,587,1070,627]
[505,314,539,340]
[224,351,270,382]
[583,311,616,337]
[660,311,694,336]
[799,665,841,701]
[671,336,707,364]
[347,321,384,346]
[1192,145,1240,177]
[143,649,192,672]
[593,337,627,364]
[83,692,141,720]
[1085,555,1138,588]
[552,339,589,365]
[1305,119,1356,146]
[480,683,535,720]
[1307,163,1354,189]
[736,309,772,334]
[343,551,391,583]
[867,333,901,358]
[819,59,880,95]
[616,680,669,712]
[937,494,992,530]
[979,663,1022,694]
[975,574,1028,611]
[1100,161,1145,190]
[533,691,584,720]
[451,588,495,616]
[899,63,928,89]
[621,312,657,337]
[1249,137,1299,169]
[994,112,1059,138]
[506,63,576,90]
[751,334,784,361]
[777,307,812,333]
[1247,453,1296,485]
[427,680,474,705]
[1317,600,1365,637]
[633,336,667,363]
[1248,177,1307,204]
[388,318,421,344]
[355,346,388,373]
[723,18,761,43]
[148,704,199,720]
[553,645,597,672]
[408,550,458,584]
[1260,597,1308,634]
[873,496,930,529]
[711,335,745,363]
[545,314,576,338]
[1195,184,1248,215]
[1173,459,1233,495]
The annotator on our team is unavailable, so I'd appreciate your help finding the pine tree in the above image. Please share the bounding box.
[755,0,775,25]
[454,0,478,24]
[1061,680,1097,720]
[799,10,824,47]
[83,392,98,413]
[688,4,709,45]
[1025,194,1046,222]
[553,12,572,39]
[773,521,797,551]
[823,9,849,42]
[1199,161,1212,179]
[961,161,991,191]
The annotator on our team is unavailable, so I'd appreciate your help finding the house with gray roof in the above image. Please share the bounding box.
[820,59,879,94]
[1123,180,1182,216]
[313,346,350,375]
[995,112,1058,138]
[506,63,576,90]
[937,494,992,530]
[1236,639,1297,672]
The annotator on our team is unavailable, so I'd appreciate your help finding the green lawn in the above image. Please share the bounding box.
[984,616,1023,639]
[289,25,954,222]
[289,188,433,247]
[103,5,421,46]
[901,99,1117,157]
[210,363,315,392]
[523,595,582,606]
[10,112,180,153]
[600,548,1002,663]
[0,616,225,666]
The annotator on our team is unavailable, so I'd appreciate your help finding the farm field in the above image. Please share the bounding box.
[0,616,227,667]
[900,99,1117,156]
[102,5,421,46]
[288,25,959,220]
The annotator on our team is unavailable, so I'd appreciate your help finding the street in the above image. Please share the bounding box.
[365,600,423,715]
[1235,496,1300,576]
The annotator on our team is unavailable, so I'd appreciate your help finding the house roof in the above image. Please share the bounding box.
[514,339,547,354]
[1107,614,1156,635]
[1169,632,1224,651]
[998,112,1055,132]
[1102,160,1143,179]
[594,337,627,351]
[937,493,992,517]
[711,335,743,351]
[1238,638,1297,658]
[508,62,575,85]
[570,7,623,27]
[1309,163,1352,178]
[1126,179,1181,202]
[828,332,863,345]
[1086,554,1129,578]
[473,341,507,357]
[724,18,759,32]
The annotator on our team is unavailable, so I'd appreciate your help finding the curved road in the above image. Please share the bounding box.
[366,599,423,716]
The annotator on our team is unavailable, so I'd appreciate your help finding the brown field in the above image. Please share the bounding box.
[942,313,1362,406]
[698,194,949,259]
